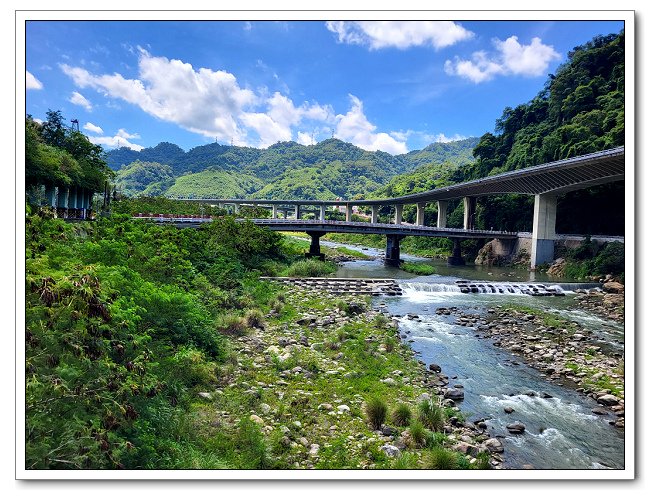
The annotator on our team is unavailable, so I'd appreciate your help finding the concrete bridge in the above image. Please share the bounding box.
[168,147,624,268]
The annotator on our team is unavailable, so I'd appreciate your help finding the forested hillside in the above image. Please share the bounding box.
[107,137,478,200]
[370,31,625,235]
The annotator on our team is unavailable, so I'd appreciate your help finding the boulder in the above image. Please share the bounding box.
[484,438,504,453]
[603,281,624,294]
[249,415,264,425]
[506,422,526,434]
[429,363,442,373]
[380,444,401,458]
[597,394,620,406]
[444,388,465,400]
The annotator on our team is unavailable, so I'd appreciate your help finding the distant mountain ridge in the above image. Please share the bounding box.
[108,137,479,200]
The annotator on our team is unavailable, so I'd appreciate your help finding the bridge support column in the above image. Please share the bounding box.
[68,187,77,216]
[437,200,448,228]
[385,235,403,267]
[57,186,69,217]
[394,204,403,225]
[234,203,240,214]
[345,204,352,222]
[295,204,301,220]
[272,205,278,218]
[463,197,476,230]
[371,206,379,224]
[44,185,56,207]
[320,205,326,221]
[531,193,557,269]
[306,231,326,260]
[416,202,426,226]
[447,238,465,266]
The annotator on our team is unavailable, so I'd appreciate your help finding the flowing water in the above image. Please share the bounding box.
[327,241,626,470]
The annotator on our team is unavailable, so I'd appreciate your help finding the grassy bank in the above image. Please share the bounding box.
[25,205,493,470]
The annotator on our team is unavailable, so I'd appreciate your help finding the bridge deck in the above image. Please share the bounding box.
[135,216,518,240]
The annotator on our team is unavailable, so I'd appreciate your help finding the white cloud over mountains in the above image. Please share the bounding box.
[26,70,43,90]
[444,36,561,83]
[334,95,407,155]
[325,21,473,50]
[59,48,409,153]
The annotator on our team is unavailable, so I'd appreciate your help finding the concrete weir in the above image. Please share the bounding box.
[260,277,403,296]
[455,280,565,296]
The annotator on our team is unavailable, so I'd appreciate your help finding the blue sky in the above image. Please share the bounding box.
[25,19,624,154]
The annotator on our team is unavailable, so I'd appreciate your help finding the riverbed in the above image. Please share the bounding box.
[325,240,626,470]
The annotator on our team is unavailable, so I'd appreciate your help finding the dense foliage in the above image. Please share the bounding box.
[25,203,287,469]
[364,31,625,237]
[107,137,478,200]
[26,111,112,193]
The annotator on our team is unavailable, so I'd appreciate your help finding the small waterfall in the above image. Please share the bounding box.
[401,281,570,296]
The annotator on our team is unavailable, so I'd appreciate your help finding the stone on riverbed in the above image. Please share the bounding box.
[506,422,526,434]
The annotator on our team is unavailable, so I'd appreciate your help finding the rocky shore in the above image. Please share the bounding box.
[195,287,506,470]
[432,283,625,430]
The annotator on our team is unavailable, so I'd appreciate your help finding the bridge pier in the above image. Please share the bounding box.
[272,205,278,218]
[447,238,465,266]
[463,196,476,230]
[437,200,448,228]
[345,204,352,222]
[306,231,326,260]
[295,204,300,220]
[385,235,403,267]
[320,205,326,221]
[416,202,426,226]
[371,205,379,224]
[234,203,240,214]
[57,186,68,217]
[531,193,557,269]
[394,204,403,225]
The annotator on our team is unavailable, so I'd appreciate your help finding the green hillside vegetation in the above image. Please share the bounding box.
[107,137,478,201]
[114,161,175,197]
[166,169,264,199]
[26,111,112,196]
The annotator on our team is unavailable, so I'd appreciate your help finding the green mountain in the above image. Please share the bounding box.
[107,137,478,200]
[165,169,264,199]
[114,161,175,197]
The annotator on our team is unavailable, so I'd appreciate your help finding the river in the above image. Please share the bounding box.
[324,239,625,470]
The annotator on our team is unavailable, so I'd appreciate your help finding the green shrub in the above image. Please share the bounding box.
[418,397,446,432]
[365,396,388,430]
[400,262,437,275]
[391,403,412,427]
[284,259,337,277]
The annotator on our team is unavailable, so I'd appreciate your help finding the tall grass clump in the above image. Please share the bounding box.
[217,313,249,337]
[244,308,265,329]
[284,259,337,277]
[365,396,388,430]
[423,446,458,470]
[408,420,427,448]
[418,397,446,432]
[392,452,420,470]
[391,403,412,427]
[400,262,437,275]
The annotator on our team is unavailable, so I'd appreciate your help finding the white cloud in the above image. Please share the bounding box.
[445,36,561,83]
[325,21,473,50]
[116,128,140,139]
[88,134,144,151]
[69,91,92,111]
[33,118,43,125]
[26,71,43,90]
[60,50,257,144]
[83,122,103,134]
[334,95,407,155]
[297,131,314,146]
[432,133,467,143]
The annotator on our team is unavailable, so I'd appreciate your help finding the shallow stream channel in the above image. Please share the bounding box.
[322,239,625,470]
